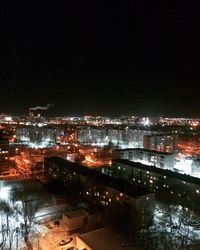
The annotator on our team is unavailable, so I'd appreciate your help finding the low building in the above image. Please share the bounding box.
[113,148,174,170]
[76,227,135,250]
[62,209,88,231]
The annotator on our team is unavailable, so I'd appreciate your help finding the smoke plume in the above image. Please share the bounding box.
[29,104,54,111]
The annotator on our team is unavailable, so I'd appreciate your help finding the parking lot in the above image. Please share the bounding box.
[33,221,78,250]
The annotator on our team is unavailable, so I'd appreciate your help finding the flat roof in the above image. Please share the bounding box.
[65,209,87,219]
[45,157,153,198]
[78,227,137,250]
[114,159,200,185]
[113,148,173,155]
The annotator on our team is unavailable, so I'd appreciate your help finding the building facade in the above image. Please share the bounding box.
[77,126,157,148]
[113,148,175,170]
[44,157,155,219]
[143,133,178,153]
[100,159,200,211]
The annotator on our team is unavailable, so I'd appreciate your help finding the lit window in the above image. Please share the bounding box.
[164,176,166,179]
[150,180,153,184]
[196,190,200,194]
[120,193,123,197]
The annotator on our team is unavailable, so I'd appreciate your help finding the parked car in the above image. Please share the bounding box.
[59,238,73,246]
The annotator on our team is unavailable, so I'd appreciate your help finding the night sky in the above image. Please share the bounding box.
[0,1,200,117]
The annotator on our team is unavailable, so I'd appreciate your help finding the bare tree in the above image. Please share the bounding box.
[0,201,14,235]
[136,203,199,250]
[0,223,6,250]
[10,187,41,249]
[0,200,16,250]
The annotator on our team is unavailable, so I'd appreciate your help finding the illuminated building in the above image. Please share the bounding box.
[77,127,107,145]
[100,159,200,210]
[143,133,178,153]
[158,117,191,126]
[107,128,151,148]
[113,148,175,170]
[77,126,155,148]
[16,125,64,148]
[44,157,155,215]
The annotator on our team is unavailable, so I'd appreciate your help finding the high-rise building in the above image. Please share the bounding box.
[143,133,178,153]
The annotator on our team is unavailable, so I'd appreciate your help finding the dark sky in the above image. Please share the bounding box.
[0,1,200,117]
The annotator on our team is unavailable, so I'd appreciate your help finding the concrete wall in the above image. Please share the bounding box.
[62,210,88,231]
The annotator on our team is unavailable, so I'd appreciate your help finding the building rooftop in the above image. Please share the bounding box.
[65,209,88,219]
[45,157,153,199]
[114,159,200,185]
[114,148,174,155]
[78,227,137,250]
